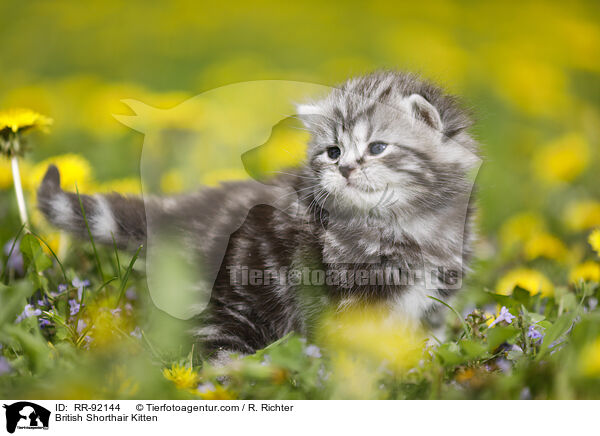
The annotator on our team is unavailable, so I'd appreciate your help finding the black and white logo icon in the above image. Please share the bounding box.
[3,402,50,433]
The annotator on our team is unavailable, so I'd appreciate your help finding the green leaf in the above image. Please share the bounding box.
[537,312,577,359]
[506,347,524,361]
[486,326,519,351]
[267,335,306,372]
[436,342,465,366]
[512,286,531,306]
[2,324,51,373]
[20,233,52,272]
[28,230,67,282]
[0,282,35,326]
[252,332,294,360]
[560,293,578,313]
[459,339,488,359]
[485,292,520,311]
[537,320,552,330]
[528,313,546,324]
[20,233,52,290]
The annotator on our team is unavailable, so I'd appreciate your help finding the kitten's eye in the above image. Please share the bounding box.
[327,146,341,160]
[368,141,388,155]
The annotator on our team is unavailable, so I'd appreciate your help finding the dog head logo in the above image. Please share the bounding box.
[3,402,50,433]
[113,81,331,319]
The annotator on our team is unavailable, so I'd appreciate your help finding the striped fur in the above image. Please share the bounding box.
[37,71,480,360]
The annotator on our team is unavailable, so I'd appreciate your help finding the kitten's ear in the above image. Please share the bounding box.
[295,102,328,130]
[296,103,323,116]
[403,94,443,132]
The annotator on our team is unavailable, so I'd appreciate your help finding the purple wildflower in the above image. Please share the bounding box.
[520,387,532,400]
[130,327,142,339]
[488,306,515,328]
[125,288,137,300]
[197,382,215,394]
[0,356,11,375]
[76,319,87,334]
[496,358,512,373]
[304,344,322,358]
[510,344,523,353]
[82,335,93,349]
[68,299,81,316]
[58,284,68,293]
[2,239,24,276]
[317,365,331,382]
[72,277,90,301]
[39,318,51,328]
[15,304,42,323]
[527,325,543,343]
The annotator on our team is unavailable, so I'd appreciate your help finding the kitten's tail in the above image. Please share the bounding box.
[37,165,147,250]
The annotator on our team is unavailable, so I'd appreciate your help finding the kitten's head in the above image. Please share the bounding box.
[297,71,479,220]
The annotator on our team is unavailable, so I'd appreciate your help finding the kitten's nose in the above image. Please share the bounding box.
[339,165,356,179]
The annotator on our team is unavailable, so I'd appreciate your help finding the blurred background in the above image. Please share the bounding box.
[1,0,599,237]
[1,0,600,399]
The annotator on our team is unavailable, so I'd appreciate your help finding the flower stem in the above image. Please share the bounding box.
[11,155,29,226]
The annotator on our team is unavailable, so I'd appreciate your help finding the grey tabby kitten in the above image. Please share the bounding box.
[37,71,479,361]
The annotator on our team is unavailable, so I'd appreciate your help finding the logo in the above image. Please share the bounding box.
[3,402,50,434]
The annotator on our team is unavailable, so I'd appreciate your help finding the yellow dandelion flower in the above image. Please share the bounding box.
[579,338,600,377]
[533,133,590,184]
[249,118,308,175]
[83,303,133,349]
[455,367,475,383]
[0,108,53,158]
[91,177,142,195]
[564,201,600,232]
[499,212,546,250]
[38,230,61,257]
[494,58,568,118]
[523,232,568,261]
[160,169,185,193]
[484,312,496,327]
[0,109,52,224]
[0,108,53,135]
[271,368,289,385]
[569,261,600,284]
[196,384,236,400]
[496,268,554,297]
[163,364,199,391]
[589,229,600,256]
[319,307,425,373]
[28,154,93,192]
[328,350,381,399]
[201,168,248,187]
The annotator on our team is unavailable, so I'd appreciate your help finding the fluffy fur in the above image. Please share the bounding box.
[37,71,479,359]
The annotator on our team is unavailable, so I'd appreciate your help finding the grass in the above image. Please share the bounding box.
[0,216,599,400]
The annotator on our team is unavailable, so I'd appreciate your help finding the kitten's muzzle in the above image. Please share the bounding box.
[339,165,356,179]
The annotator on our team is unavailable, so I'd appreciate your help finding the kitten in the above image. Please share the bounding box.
[37,71,479,360]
